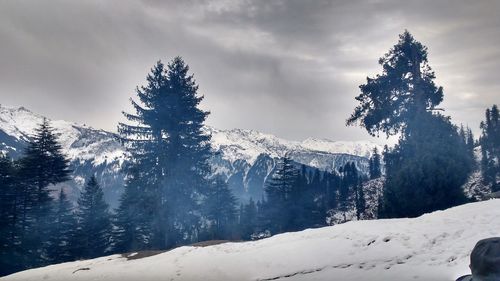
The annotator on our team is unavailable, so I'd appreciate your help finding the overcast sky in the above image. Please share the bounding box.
[0,0,498,142]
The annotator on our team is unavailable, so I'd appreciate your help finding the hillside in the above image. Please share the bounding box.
[3,199,498,281]
[0,104,380,205]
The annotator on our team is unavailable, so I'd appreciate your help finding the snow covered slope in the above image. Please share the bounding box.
[4,199,499,281]
[0,104,380,204]
[0,105,126,204]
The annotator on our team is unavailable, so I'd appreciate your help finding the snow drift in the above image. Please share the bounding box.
[3,199,499,281]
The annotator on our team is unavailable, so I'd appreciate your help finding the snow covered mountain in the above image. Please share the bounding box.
[0,104,381,206]
[4,199,499,281]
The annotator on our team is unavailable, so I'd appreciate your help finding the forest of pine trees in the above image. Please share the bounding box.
[0,34,497,276]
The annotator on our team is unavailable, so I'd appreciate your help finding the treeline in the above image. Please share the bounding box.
[238,157,379,239]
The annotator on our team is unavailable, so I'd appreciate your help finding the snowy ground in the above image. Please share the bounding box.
[4,200,500,281]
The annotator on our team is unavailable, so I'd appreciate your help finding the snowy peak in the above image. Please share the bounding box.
[208,127,380,165]
[0,104,126,166]
[300,138,377,158]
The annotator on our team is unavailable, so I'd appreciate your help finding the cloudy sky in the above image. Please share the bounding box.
[0,0,498,142]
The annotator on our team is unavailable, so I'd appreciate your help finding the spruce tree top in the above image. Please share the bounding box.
[347,31,444,137]
[22,118,71,185]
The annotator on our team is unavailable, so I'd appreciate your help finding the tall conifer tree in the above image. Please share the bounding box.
[347,31,472,218]
[73,176,112,259]
[45,189,76,264]
[117,57,212,250]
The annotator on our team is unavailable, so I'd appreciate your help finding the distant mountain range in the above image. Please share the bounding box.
[0,105,381,207]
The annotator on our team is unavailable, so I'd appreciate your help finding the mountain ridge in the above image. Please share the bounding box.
[0,104,381,205]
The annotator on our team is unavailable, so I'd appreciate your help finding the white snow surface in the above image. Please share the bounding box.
[4,199,500,281]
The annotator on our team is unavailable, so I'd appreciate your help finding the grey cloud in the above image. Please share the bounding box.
[0,0,498,142]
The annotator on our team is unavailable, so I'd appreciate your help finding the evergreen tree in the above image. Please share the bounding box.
[369,147,382,179]
[347,31,443,137]
[17,119,71,267]
[480,104,499,190]
[113,168,152,253]
[347,31,472,218]
[239,198,257,240]
[73,176,112,259]
[355,182,366,220]
[117,57,212,250]
[203,177,238,240]
[382,113,472,217]
[45,189,76,264]
[466,127,475,157]
[338,162,358,212]
[263,156,298,234]
[0,154,21,276]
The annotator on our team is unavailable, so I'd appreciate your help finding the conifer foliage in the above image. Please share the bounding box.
[369,148,382,179]
[348,31,473,218]
[116,57,212,251]
[202,177,238,240]
[73,176,112,259]
[45,189,76,264]
[0,119,72,275]
[480,104,500,190]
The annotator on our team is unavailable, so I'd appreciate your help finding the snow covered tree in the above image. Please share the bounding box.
[117,57,212,250]
[45,189,77,264]
[203,177,238,240]
[73,176,112,259]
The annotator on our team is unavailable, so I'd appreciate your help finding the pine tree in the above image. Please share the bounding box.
[239,198,257,240]
[347,31,443,137]
[73,176,112,259]
[117,57,212,250]
[369,147,381,179]
[480,104,499,190]
[203,177,238,240]
[466,127,475,157]
[113,168,152,253]
[263,156,298,234]
[17,119,71,268]
[355,182,366,220]
[347,31,472,218]
[0,154,21,276]
[45,189,76,264]
[338,162,358,212]
[382,113,472,218]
